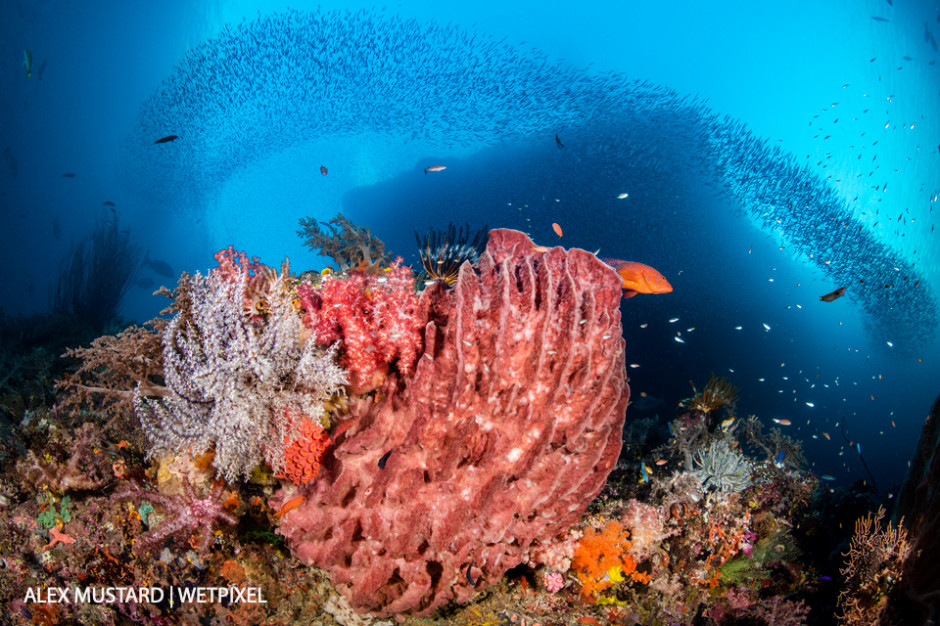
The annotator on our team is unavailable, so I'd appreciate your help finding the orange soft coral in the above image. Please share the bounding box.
[278,413,332,484]
[572,520,636,600]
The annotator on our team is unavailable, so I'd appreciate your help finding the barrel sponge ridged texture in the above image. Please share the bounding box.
[272,228,629,616]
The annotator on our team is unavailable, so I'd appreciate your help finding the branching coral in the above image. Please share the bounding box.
[747,596,810,625]
[137,251,348,482]
[740,415,808,469]
[297,212,389,270]
[680,374,739,416]
[691,439,752,493]
[668,414,709,471]
[838,506,911,625]
[111,478,237,554]
[58,323,166,426]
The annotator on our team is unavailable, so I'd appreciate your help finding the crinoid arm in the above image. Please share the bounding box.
[680,374,740,415]
[414,222,488,285]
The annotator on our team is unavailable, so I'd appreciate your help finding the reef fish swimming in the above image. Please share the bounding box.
[424,164,446,174]
[125,9,936,351]
[600,258,673,298]
[819,286,847,302]
[154,135,179,144]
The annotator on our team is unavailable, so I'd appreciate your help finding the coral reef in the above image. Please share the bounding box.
[137,250,348,482]
[111,477,237,554]
[619,499,667,561]
[297,260,422,394]
[0,215,861,624]
[741,415,808,469]
[297,212,389,270]
[14,422,114,493]
[691,439,752,493]
[838,506,911,625]
[58,322,165,429]
[273,228,629,616]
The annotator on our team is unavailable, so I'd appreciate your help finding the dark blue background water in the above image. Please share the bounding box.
[2,0,939,491]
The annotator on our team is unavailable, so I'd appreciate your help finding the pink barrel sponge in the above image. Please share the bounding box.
[272,229,630,616]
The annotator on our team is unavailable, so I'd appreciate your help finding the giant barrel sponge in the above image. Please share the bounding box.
[272,229,629,616]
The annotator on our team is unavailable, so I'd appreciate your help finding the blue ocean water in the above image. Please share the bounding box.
[1,0,938,494]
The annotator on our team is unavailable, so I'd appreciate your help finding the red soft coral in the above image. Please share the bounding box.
[212,246,265,281]
[298,260,422,394]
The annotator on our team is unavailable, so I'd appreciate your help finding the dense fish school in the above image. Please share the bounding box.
[126,9,937,351]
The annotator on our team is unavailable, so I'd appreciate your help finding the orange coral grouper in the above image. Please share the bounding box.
[600,258,673,298]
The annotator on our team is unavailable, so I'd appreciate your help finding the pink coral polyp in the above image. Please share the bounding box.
[274,229,630,616]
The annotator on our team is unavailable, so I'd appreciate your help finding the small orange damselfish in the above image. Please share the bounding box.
[552,222,563,237]
[600,258,673,298]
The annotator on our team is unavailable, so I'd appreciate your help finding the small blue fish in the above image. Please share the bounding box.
[378,450,392,469]
[819,576,832,581]
[775,450,786,465]
[820,474,836,481]
[856,443,862,455]
[640,461,649,484]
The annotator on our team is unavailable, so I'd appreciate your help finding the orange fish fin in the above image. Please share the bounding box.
[622,289,638,299]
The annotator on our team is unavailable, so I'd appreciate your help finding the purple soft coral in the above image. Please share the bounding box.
[112,478,237,554]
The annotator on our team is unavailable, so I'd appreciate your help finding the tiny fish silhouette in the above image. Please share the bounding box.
[154,135,179,144]
[320,165,328,176]
[555,134,565,150]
